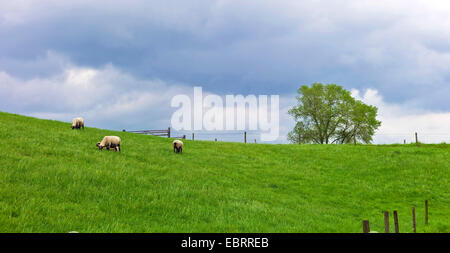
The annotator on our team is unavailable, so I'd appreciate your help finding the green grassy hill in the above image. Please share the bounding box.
[0,111,448,233]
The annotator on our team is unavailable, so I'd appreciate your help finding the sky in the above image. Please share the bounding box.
[1,0,449,143]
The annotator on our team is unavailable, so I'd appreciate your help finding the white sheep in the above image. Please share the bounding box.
[71,117,84,130]
[173,140,183,153]
[97,136,121,152]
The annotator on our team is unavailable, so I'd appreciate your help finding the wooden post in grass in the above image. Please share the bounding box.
[183,135,186,140]
[362,220,370,233]
[254,139,256,143]
[215,138,217,142]
[192,133,194,141]
[425,200,429,225]
[404,139,406,144]
[393,210,399,233]
[415,132,418,145]
[384,211,390,233]
[412,207,416,233]
[244,131,247,143]
[168,127,171,138]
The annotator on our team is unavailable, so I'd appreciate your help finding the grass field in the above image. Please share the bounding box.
[0,111,448,233]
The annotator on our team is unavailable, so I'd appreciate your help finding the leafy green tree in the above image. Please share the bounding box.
[288,83,381,144]
[334,100,380,144]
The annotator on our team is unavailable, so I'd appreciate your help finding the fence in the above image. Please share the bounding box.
[185,131,448,144]
[122,129,449,144]
[123,127,186,139]
[375,132,450,144]
[362,200,429,233]
[184,131,254,143]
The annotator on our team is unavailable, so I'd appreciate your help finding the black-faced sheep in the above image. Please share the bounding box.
[173,140,183,153]
[97,136,121,152]
[71,117,84,130]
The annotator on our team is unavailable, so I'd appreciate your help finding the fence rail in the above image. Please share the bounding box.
[123,127,186,139]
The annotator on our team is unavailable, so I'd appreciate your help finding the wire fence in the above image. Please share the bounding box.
[170,130,450,144]
[171,130,262,143]
[373,133,450,144]
[125,126,450,144]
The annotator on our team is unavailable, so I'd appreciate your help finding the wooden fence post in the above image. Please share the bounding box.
[425,200,429,225]
[412,207,416,233]
[183,135,186,139]
[362,220,370,233]
[415,132,418,145]
[393,210,399,233]
[244,131,247,143]
[215,138,217,142]
[254,139,256,143]
[384,211,390,233]
[404,139,406,144]
[168,127,171,138]
[192,133,194,141]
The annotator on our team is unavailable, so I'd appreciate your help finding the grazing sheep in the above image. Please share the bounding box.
[173,140,183,153]
[71,117,84,130]
[97,136,121,152]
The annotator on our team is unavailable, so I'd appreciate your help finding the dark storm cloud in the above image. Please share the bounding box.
[1,0,449,110]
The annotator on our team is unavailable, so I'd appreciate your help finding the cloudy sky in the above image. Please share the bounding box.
[1,0,449,143]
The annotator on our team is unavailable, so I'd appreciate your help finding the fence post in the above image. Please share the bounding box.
[254,139,256,143]
[183,135,186,140]
[415,132,418,145]
[168,127,171,138]
[362,220,370,233]
[412,207,416,233]
[425,200,429,225]
[404,139,406,144]
[394,210,400,233]
[192,133,194,141]
[384,211,390,233]
[393,210,399,233]
[215,138,217,142]
[244,131,247,143]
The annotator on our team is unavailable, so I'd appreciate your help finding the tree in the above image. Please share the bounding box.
[288,83,381,144]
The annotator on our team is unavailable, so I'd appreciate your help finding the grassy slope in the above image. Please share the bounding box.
[0,111,449,233]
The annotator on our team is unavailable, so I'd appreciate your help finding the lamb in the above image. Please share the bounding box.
[97,136,121,152]
[108,146,119,151]
[71,117,84,130]
[107,143,120,151]
[173,140,183,153]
